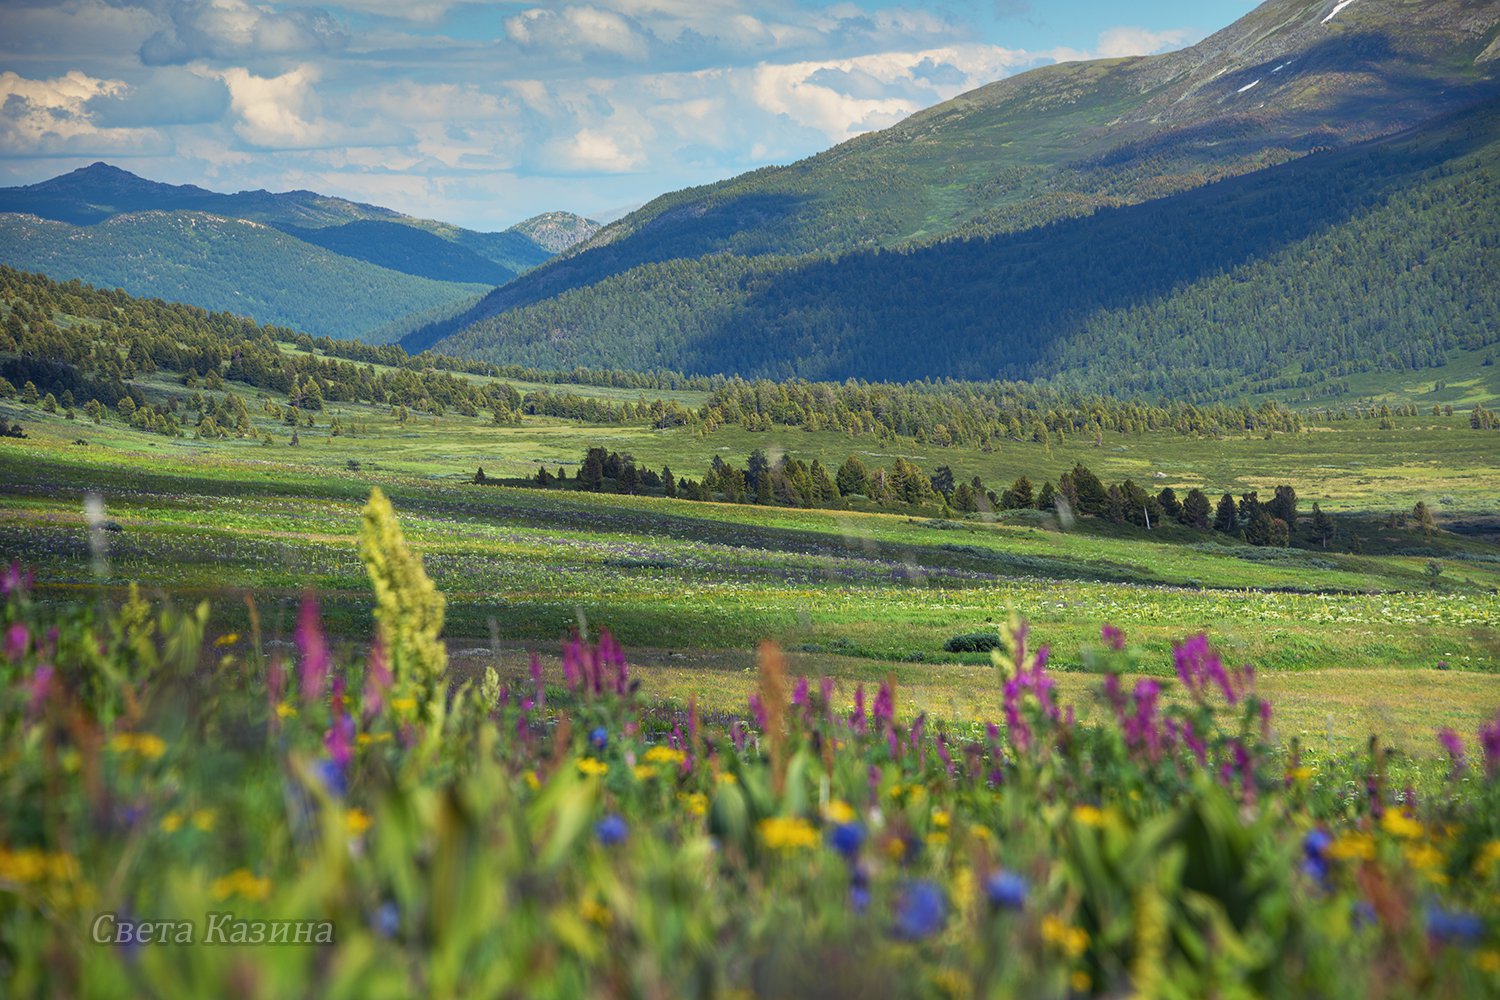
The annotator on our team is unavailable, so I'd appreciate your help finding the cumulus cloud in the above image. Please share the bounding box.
[86,66,231,126]
[0,69,166,156]
[1093,25,1194,59]
[505,6,652,61]
[140,0,349,66]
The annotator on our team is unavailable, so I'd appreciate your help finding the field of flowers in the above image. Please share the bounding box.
[4,489,1500,998]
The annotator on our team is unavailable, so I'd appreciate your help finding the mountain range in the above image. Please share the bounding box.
[0,164,598,342]
[408,0,1500,397]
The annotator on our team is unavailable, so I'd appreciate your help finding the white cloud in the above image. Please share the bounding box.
[140,0,349,66]
[505,6,652,61]
[0,69,166,155]
[1093,25,1194,59]
[551,127,648,174]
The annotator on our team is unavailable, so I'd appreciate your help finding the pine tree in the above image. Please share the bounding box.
[1312,503,1335,549]
[1182,488,1211,530]
[1214,492,1238,534]
[835,455,869,497]
[662,466,677,498]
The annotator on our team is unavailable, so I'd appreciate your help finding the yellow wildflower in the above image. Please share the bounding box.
[109,732,166,760]
[523,771,541,791]
[679,792,708,816]
[1042,915,1089,958]
[211,869,271,902]
[714,772,737,785]
[758,816,819,851]
[927,832,949,847]
[824,800,857,825]
[633,764,659,781]
[1328,831,1376,862]
[576,758,609,777]
[160,812,183,834]
[931,968,970,999]
[356,732,392,746]
[1477,950,1500,975]
[1070,971,1091,993]
[1286,766,1314,785]
[389,697,417,713]
[346,809,373,836]
[1381,812,1423,840]
[1073,805,1105,828]
[579,898,612,928]
[275,702,298,719]
[1474,841,1500,877]
[643,745,687,766]
[0,848,78,885]
[932,809,950,830]
[213,633,239,648]
[191,809,217,832]
[970,825,994,843]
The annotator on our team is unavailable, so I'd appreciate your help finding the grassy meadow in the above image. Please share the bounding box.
[1,370,1497,753]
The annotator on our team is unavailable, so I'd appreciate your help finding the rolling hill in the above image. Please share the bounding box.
[0,164,599,341]
[417,0,1500,395]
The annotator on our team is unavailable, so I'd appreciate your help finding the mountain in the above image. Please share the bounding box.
[417,0,1500,394]
[0,164,600,341]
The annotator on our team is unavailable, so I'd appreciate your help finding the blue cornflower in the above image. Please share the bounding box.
[589,727,608,751]
[893,880,947,940]
[313,757,347,797]
[1426,905,1484,945]
[830,822,865,859]
[984,871,1028,911]
[373,901,400,939]
[596,814,628,846]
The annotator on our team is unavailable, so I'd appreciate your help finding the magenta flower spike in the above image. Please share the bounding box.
[295,592,330,706]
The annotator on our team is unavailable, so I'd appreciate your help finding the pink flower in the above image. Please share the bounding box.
[295,592,330,706]
[1100,624,1126,651]
[5,623,28,663]
[362,640,391,722]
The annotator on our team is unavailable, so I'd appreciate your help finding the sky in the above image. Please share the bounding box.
[0,0,1259,230]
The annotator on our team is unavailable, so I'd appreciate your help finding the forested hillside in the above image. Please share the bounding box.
[434,99,1500,395]
[0,213,490,343]
[421,0,1500,394]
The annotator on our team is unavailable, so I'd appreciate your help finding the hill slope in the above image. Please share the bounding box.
[0,164,600,340]
[421,0,1500,392]
[0,212,491,342]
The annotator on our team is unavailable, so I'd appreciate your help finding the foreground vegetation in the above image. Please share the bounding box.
[4,495,1500,998]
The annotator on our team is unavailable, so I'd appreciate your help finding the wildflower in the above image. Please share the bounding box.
[372,901,400,939]
[1404,843,1447,884]
[0,562,31,599]
[893,880,947,940]
[346,809,373,836]
[579,898,612,927]
[1478,951,1500,974]
[313,758,347,797]
[356,732,392,747]
[1474,840,1500,876]
[577,758,609,777]
[985,871,1028,911]
[830,823,865,859]
[5,623,28,663]
[1302,829,1333,887]
[596,815,628,846]
[679,792,708,817]
[931,809,949,830]
[211,869,271,902]
[1426,905,1484,946]
[1438,728,1467,771]
[160,812,183,833]
[850,683,868,736]
[759,816,819,851]
[1042,915,1089,958]
[362,640,392,722]
[633,764,658,781]
[1481,712,1500,776]
[1327,831,1375,862]
[1073,805,1105,828]
[389,696,417,713]
[213,633,239,648]
[523,771,541,791]
[714,771,737,785]
[295,592,330,706]
[873,682,895,730]
[191,809,216,832]
[642,745,686,766]
[1380,811,1423,840]
[1070,971,1091,994]
[275,702,298,719]
[1100,624,1125,651]
[25,664,52,717]
[109,732,167,761]
[1286,765,1315,785]
[589,727,608,751]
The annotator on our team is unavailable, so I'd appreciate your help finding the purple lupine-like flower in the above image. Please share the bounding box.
[748,693,767,730]
[1,562,31,599]
[5,623,28,663]
[1120,678,1164,762]
[936,735,955,779]
[1100,624,1126,651]
[1480,712,1500,776]
[873,682,894,730]
[26,664,53,716]
[362,640,391,722]
[529,652,546,710]
[1437,728,1466,770]
[730,720,747,752]
[599,628,629,695]
[295,592,330,706]
[562,634,582,692]
[792,676,809,707]
[850,684,868,736]
[820,677,835,719]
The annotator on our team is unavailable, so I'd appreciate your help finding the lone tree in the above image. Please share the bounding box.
[1413,501,1438,537]
[1312,502,1336,549]
[835,455,869,497]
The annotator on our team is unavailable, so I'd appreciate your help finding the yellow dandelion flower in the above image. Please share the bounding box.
[523,771,542,791]
[160,812,183,834]
[213,633,239,648]
[275,702,298,719]
[576,758,609,777]
[970,825,994,843]
[932,809,950,830]
[1042,915,1090,958]
[1286,766,1314,785]
[885,837,908,862]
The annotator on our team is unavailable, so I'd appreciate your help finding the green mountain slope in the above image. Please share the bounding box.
[0,212,490,343]
[0,163,600,340]
[421,0,1500,391]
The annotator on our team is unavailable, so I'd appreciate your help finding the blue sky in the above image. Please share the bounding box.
[0,0,1258,229]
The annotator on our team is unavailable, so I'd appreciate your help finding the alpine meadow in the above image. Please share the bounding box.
[2,0,1500,997]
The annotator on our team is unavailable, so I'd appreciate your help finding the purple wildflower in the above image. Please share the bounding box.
[985,871,1028,911]
[26,664,53,717]
[362,640,391,722]
[893,880,946,940]
[873,682,894,730]
[4,623,27,663]
[295,592,330,706]
[1100,624,1126,651]
[1480,712,1500,776]
[596,814,628,846]
[1437,728,1466,771]
[850,684,868,736]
